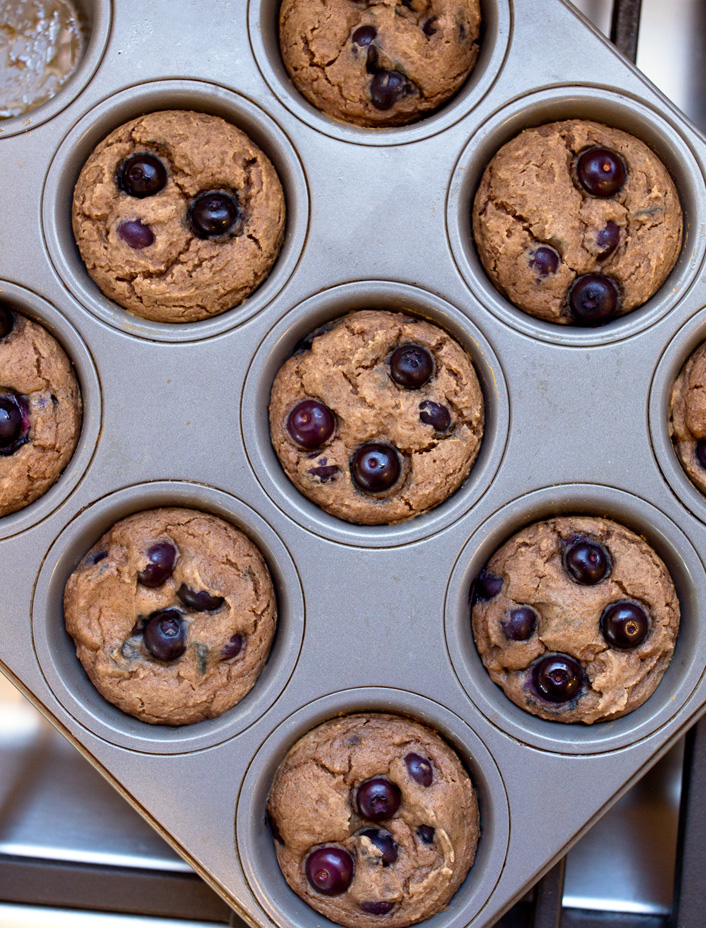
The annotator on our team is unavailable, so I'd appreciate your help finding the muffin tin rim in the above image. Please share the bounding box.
[31,480,306,754]
[41,77,310,343]
[445,82,706,348]
[240,279,510,549]
[235,687,510,928]
[246,0,513,147]
[444,482,706,755]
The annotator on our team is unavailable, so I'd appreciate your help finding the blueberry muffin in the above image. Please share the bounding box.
[279,0,481,128]
[471,517,679,723]
[472,119,682,325]
[72,110,285,323]
[267,713,479,927]
[268,310,485,525]
[0,304,81,517]
[670,341,706,495]
[64,508,276,725]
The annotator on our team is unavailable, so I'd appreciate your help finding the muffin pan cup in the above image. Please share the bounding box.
[3,1,706,927]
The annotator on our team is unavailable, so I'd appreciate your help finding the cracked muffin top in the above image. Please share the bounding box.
[279,0,481,128]
[0,304,81,518]
[72,110,285,324]
[471,516,680,724]
[268,310,485,525]
[267,712,479,928]
[64,507,277,725]
[472,119,682,326]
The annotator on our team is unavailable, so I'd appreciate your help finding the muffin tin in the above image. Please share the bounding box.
[2,1,706,926]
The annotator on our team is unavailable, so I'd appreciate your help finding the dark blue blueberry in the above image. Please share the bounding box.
[576,147,627,197]
[307,464,339,482]
[470,568,503,604]
[501,606,537,641]
[177,584,224,612]
[137,541,177,588]
[601,601,649,649]
[370,70,409,109]
[533,654,583,703]
[390,344,433,388]
[356,778,401,822]
[305,847,354,895]
[359,828,398,865]
[423,17,437,35]
[529,245,560,278]
[568,274,620,326]
[352,25,376,45]
[189,191,240,239]
[90,550,108,564]
[287,400,335,450]
[118,219,154,249]
[118,153,167,198]
[695,440,706,470]
[419,400,451,432]
[417,825,435,844]
[0,393,25,453]
[360,902,395,915]
[404,753,433,787]
[0,304,14,339]
[222,634,245,660]
[563,538,611,585]
[143,609,187,662]
[596,221,620,260]
[351,443,401,493]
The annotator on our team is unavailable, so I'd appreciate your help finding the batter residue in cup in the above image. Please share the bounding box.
[0,0,86,120]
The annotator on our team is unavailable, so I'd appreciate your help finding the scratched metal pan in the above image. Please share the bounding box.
[1,1,706,927]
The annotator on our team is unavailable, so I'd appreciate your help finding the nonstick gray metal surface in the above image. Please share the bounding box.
[2,1,706,927]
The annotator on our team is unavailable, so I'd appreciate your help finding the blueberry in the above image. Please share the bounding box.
[356,778,401,822]
[366,45,380,74]
[353,24,376,45]
[529,245,560,278]
[563,538,611,585]
[404,753,433,787]
[576,147,627,198]
[696,440,706,469]
[601,601,649,649]
[222,634,245,660]
[118,153,167,198]
[307,464,339,482]
[189,191,241,239]
[177,584,224,612]
[359,828,398,865]
[0,394,25,451]
[470,568,503,604]
[390,344,433,388]
[118,219,154,250]
[360,902,395,915]
[596,221,620,260]
[370,70,408,110]
[568,274,620,326]
[90,550,108,564]
[305,847,354,895]
[501,606,537,641]
[351,443,401,493]
[533,653,583,703]
[137,541,177,588]
[417,825,435,844]
[423,17,437,35]
[286,400,335,450]
[419,400,451,432]
[143,609,187,662]
[0,304,14,339]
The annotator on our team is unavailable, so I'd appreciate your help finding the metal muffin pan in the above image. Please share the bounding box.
[2,1,706,926]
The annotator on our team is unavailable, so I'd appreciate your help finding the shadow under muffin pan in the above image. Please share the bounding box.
[447,84,706,347]
[0,280,101,541]
[445,483,706,755]
[31,481,305,754]
[42,79,310,343]
[3,1,706,927]
[248,0,513,145]
[0,0,112,139]
[241,280,509,548]
[650,305,706,526]
[236,689,509,928]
